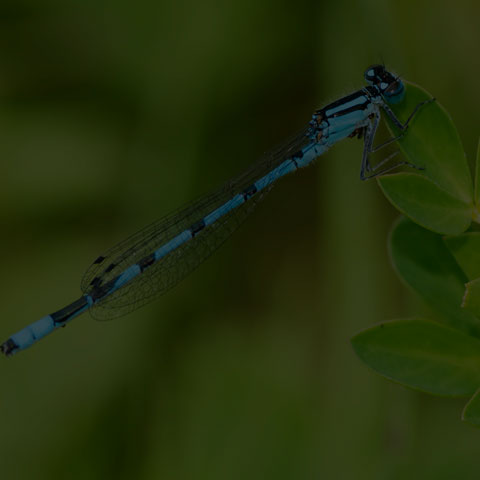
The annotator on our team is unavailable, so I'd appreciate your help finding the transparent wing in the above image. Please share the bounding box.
[81,127,312,320]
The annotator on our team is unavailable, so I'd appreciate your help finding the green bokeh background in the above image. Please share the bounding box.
[1,1,480,478]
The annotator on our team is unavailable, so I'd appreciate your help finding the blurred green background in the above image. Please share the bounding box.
[1,1,480,478]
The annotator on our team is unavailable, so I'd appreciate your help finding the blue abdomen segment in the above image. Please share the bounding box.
[204,195,244,226]
[294,143,325,168]
[9,315,56,353]
[109,264,142,293]
[155,230,193,260]
[1,296,91,356]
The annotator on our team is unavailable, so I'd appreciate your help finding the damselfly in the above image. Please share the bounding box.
[1,65,433,356]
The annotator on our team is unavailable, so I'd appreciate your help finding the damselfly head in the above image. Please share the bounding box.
[364,64,405,103]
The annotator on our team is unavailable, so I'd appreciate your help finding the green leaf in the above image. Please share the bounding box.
[378,83,473,234]
[474,137,480,211]
[444,233,480,280]
[462,278,480,317]
[352,318,480,396]
[462,388,480,427]
[384,82,472,202]
[389,217,480,335]
[379,173,471,235]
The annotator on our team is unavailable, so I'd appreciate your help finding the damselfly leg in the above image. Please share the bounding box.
[359,98,435,180]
